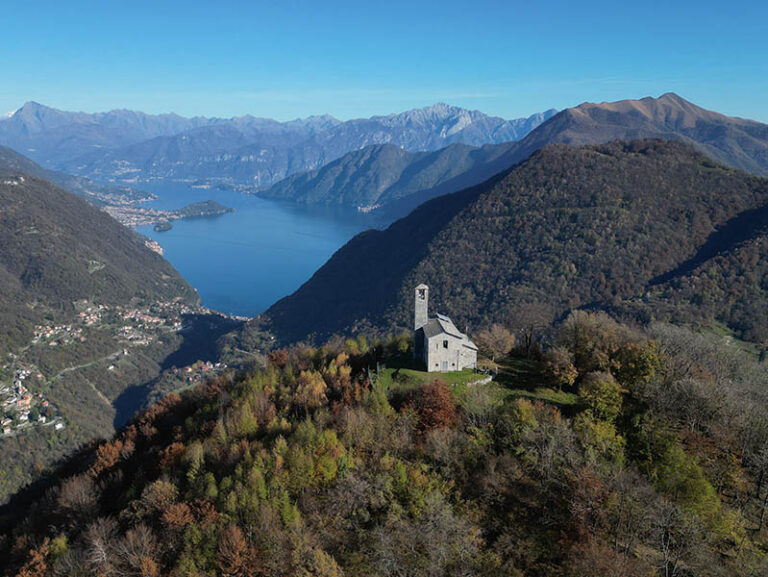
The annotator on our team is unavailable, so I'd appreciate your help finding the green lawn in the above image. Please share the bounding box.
[703,321,762,359]
[377,353,580,409]
[376,366,484,399]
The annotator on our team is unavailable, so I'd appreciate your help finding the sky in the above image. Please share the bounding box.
[1,0,767,122]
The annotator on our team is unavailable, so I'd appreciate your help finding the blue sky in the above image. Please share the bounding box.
[1,0,766,121]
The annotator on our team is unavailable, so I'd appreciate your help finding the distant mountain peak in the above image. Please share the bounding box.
[15,101,54,115]
[657,92,686,103]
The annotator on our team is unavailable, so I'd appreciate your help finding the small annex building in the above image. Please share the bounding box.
[413,284,478,372]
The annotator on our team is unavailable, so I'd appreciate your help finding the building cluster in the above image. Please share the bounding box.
[77,304,107,325]
[121,309,165,325]
[170,360,228,384]
[118,325,153,346]
[1,369,56,436]
[33,324,85,346]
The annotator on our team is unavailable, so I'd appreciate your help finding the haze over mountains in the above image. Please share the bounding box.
[0,102,557,189]
[0,145,152,207]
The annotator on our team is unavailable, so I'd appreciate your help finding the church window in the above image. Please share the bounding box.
[443,340,448,348]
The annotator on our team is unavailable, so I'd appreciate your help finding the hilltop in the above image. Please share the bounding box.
[3,319,768,576]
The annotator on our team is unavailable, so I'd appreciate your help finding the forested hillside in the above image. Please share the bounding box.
[0,172,196,355]
[0,169,248,504]
[3,315,768,576]
[266,139,768,344]
[259,143,502,209]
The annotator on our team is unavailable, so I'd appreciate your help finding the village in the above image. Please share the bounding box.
[0,299,233,438]
[0,368,62,437]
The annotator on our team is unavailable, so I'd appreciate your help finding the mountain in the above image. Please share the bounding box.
[44,104,556,188]
[0,145,151,206]
[260,142,509,209]
[493,93,768,177]
[265,139,768,344]
[312,103,558,152]
[258,94,768,214]
[0,165,197,354]
[0,101,218,166]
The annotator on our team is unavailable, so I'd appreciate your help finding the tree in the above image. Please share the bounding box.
[218,524,252,577]
[507,302,553,357]
[579,372,622,422]
[543,346,578,390]
[473,324,515,362]
[412,381,459,433]
[294,370,328,414]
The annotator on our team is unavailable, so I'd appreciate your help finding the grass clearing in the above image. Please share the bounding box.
[377,352,582,410]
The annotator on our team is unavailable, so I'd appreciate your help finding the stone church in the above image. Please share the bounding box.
[413,284,478,372]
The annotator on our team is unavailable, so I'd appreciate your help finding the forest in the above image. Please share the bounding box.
[3,310,768,576]
[266,140,768,346]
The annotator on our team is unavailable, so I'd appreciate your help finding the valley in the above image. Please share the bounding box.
[2,92,768,577]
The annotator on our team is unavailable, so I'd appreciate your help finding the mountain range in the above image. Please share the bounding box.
[0,102,557,189]
[265,139,768,344]
[260,93,768,213]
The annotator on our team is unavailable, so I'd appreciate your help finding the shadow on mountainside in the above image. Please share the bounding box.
[112,313,242,428]
[650,203,768,286]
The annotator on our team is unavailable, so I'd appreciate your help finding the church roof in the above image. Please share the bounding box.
[419,315,478,351]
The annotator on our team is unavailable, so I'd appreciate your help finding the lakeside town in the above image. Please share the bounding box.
[104,199,234,227]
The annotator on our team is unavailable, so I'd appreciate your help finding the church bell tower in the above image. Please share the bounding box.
[414,284,429,330]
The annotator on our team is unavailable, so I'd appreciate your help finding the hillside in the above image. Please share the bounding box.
[0,171,197,353]
[266,139,768,344]
[0,169,246,502]
[260,142,511,209]
[3,322,768,576]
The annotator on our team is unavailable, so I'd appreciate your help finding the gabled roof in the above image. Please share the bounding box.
[418,315,478,351]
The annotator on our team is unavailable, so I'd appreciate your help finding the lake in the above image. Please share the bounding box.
[136,182,385,316]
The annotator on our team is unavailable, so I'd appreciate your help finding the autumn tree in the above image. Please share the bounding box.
[412,380,459,433]
[543,346,578,390]
[218,524,253,577]
[473,324,515,362]
[579,372,623,422]
[293,370,328,414]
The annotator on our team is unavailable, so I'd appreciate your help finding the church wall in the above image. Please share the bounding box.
[425,334,476,372]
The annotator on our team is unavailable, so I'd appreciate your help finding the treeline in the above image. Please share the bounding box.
[2,314,768,576]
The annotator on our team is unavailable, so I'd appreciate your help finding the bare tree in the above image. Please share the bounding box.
[474,324,515,362]
[507,302,553,357]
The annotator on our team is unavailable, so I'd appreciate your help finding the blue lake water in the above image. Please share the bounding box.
[136,183,385,317]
